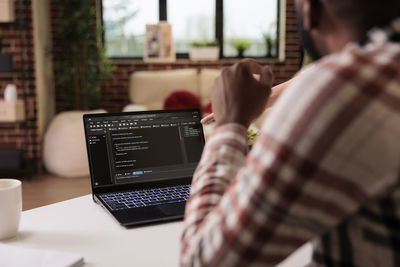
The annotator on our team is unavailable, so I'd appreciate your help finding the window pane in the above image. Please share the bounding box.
[168,0,215,53]
[103,0,158,57]
[224,0,278,57]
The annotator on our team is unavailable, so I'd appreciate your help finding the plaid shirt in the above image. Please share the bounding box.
[181,18,400,267]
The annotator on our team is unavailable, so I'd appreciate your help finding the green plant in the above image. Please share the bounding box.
[231,38,252,51]
[247,128,259,147]
[262,33,276,57]
[231,38,252,58]
[189,40,218,48]
[262,21,278,57]
[53,0,113,110]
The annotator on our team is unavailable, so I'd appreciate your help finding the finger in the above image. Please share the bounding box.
[201,113,215,124]
[236,59,263,75]
[259,65,273,87]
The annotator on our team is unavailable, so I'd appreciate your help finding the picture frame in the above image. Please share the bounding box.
[0,0,15,22]
[144,22,175,63]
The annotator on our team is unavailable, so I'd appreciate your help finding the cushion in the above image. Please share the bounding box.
[163,90,202,110]
[198,69,221,106]
[43,109,106,178]
[122,104,148,112]
[203,102,212,114]
[129,69,199,110]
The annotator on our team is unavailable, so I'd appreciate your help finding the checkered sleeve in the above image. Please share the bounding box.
[181,45,400,267]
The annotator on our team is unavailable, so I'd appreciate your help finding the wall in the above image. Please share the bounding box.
[32,0,54,138]
[0,0,38,169]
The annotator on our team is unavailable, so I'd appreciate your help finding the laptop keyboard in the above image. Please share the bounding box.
[99,184,191,211]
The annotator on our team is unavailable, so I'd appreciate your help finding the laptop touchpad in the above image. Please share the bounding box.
[157,202,186,215]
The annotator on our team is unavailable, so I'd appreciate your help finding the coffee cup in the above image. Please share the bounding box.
[0,179,22,240]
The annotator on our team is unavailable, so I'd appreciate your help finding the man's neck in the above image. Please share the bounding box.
[322,16,362,54]
[325,29,359,53]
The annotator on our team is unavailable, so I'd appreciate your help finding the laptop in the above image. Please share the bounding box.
[83,109,205,227]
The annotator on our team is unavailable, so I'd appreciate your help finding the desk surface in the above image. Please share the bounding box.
[2,195,312,267]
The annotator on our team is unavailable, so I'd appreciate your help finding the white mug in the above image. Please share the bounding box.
[0,179,22,240]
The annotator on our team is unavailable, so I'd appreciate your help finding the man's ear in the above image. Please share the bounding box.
[302,0,322,30]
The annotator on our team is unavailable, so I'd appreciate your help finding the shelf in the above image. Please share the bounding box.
[0,120,26,125]
[0,71,22,77]
[0,69,33,74]
[0,118,35,125]
[0,162,34,180]
[0,147,34,180]
[0,0,35,178]
[0,22,16,26]
[0,19,29,27]
[0,69,22,73]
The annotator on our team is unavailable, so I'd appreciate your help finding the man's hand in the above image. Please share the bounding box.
[211,59,273,128]
[200,79,290,125]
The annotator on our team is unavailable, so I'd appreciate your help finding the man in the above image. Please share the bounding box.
[180,0,400,266]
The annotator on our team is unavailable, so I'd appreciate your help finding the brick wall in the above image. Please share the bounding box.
[54,0,301,113]
[0,0,38,169]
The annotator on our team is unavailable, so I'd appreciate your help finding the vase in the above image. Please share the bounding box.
[265,38,272,57]
[238,49,245,58]
[189,47,220,61]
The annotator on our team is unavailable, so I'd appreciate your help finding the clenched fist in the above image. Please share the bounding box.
[211,59,273,128]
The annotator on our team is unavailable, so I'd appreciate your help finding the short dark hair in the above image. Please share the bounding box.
[322,0,400,35]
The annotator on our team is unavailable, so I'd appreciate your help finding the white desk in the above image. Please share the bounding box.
[2,195,312,267]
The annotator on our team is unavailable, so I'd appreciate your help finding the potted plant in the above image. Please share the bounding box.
[263,33,277,58]
[263,21,278,58]
[189,40,219,61]
[231,38,252,58]
[53,0,112,111]
[44,0,113,178]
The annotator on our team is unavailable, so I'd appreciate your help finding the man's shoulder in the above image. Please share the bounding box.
[286,42,400,101]
[264,42,400,139]
[300,42,400,86]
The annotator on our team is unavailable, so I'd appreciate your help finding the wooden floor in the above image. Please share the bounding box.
[21,174,91,211]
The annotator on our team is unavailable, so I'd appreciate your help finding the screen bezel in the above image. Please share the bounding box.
[83,108,205,195]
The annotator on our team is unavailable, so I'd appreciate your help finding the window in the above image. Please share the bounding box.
[224,0,278,58]
[102,0,158,57]
[167,0,215,54]
[101,0,281,59]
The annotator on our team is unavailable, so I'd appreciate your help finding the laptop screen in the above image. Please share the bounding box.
[83,109,204,189]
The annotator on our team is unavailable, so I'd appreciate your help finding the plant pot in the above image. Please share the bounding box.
[265,39,272,57]
[189,47,220,61]
[237,49,245,58]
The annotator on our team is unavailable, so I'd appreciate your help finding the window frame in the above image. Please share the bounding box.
[99,0,285,61]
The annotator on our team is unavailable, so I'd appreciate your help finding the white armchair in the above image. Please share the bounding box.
[123,68,221,112]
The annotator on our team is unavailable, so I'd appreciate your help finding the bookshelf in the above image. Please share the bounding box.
[0,0,34,179]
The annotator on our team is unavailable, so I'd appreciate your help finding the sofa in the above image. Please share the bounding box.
[123,68,271,130]
[123,68,221,112]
